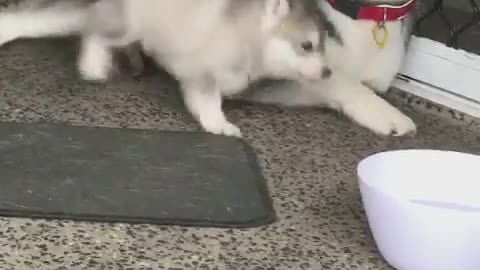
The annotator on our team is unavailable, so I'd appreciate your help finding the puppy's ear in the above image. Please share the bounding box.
[262,0,291,32]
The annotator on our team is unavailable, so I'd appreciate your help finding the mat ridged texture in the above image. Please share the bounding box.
[0,37,479,270]
[0,121,275,228]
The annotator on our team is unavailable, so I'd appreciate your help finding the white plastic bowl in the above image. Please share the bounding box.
[357,149,480,270]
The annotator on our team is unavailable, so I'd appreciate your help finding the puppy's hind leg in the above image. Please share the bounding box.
[78,0,138,81]
[78,34,114,81]
[123,42,145,78]
[181,79,242,137]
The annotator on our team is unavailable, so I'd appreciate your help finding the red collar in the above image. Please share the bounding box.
[327,0,415,22]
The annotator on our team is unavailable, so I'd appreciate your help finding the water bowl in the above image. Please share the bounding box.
[357,149,480,270]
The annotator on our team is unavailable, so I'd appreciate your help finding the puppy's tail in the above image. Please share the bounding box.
[0,0,93,47]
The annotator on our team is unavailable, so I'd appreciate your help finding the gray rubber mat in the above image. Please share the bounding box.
[0,121,276,228]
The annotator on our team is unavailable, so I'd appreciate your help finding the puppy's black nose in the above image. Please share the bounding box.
[321,67,332,79]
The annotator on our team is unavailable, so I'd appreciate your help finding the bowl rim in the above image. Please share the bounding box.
[356,149,480,204]
[357,149,480,181]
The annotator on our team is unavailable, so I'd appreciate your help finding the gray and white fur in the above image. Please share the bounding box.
[242,0,420,136]
[0,0,330,137]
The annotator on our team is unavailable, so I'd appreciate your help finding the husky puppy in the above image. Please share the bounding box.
[242,0,418,136]
[0,0,329,137]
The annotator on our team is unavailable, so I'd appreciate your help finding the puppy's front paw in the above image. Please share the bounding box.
[200,116,242,137]
[368,110,417,136]
[181,81,243,137]
[390,113,417,136]
[343,96,417,136]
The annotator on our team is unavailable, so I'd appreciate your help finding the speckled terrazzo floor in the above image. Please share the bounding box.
[1,38,480,270]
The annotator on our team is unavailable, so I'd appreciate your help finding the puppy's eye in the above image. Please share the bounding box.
[301,41,313,52]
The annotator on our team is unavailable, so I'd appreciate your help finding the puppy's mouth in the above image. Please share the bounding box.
[321,67,332,79]
[299,66,332,81]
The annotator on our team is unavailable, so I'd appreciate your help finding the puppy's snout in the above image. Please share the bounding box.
[301,65,332,81]
[321,67,332,79]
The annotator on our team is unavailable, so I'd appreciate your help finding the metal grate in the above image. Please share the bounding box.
[414,0,480,54]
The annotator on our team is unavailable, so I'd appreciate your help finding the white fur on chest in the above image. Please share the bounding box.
[323,3,406,90]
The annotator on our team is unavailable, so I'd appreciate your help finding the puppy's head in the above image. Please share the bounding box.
[260,0,332,81]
